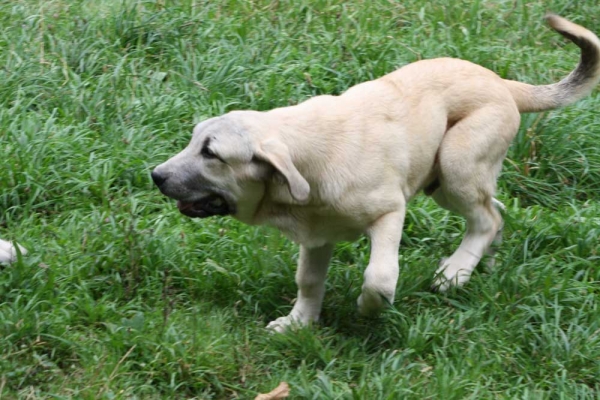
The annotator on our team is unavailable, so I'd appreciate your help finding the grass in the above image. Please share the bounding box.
[1,0,599,398]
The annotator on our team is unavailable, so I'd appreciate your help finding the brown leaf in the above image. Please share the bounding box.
[254,382,290,400]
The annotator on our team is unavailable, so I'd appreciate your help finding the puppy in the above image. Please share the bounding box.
[152,15,600,332]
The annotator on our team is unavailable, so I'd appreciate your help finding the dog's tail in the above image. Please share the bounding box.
[505,14,600,113]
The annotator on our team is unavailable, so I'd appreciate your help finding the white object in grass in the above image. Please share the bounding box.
[0,239,27,263]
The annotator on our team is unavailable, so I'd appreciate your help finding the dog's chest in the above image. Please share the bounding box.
[265,211,364,247]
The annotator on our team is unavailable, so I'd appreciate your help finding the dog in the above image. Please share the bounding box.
[0,239,26,264]
[152,15,600,332]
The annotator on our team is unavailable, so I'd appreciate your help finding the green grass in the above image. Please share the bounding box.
[1,0,599,398]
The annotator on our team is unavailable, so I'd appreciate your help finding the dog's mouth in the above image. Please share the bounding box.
[176,194,232,218]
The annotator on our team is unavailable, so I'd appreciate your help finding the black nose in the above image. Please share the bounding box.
[151,170,167,187]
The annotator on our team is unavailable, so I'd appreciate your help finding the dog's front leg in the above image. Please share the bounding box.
[266,243,334,333]
[358,208,405,316]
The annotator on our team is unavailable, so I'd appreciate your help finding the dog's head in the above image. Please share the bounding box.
[151,112,310,222]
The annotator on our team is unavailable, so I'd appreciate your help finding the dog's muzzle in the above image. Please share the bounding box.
[151,168,233,218]
[176,194,231,218]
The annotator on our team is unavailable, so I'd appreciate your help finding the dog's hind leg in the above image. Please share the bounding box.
[430,104,519,291]
[484,198,506,270]
[431,195,501,291]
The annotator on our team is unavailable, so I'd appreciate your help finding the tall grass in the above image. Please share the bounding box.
[0,0,599,398]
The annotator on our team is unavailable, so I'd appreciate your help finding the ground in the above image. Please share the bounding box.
[1,0,599,398]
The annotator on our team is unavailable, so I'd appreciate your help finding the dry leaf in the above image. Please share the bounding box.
[254,382,290,400]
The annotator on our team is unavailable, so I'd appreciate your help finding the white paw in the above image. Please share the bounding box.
[357,287,390,316]
[432,259,473,292]
[0,239,27,264]
[266,315,303,333]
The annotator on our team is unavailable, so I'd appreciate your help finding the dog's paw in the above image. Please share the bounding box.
[0,239,27,264]
[266,315,303,333]
[431,259,472,292]
[357,287,389,316]
[484,254,497,271]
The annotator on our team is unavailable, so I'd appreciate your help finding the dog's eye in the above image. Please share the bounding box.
[201,145,225,163]
[201,145,218,159]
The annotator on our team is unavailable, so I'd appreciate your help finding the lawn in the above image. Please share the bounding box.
[1,0,599,398]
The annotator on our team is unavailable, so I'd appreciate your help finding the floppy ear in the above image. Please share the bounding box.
[255,139,310,202]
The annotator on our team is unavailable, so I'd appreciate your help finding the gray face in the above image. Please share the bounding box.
[151,115,270,221]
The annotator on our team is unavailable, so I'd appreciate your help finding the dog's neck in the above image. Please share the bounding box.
[264,97,345,181]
